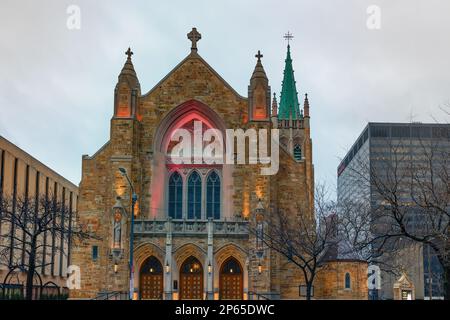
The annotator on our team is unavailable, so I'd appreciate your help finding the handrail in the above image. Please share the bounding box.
[92,291,128,300]
[247,291,270,300]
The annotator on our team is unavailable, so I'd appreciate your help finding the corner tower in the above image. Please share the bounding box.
[248,51,271,122]
[114,48,141,119]
[275,34,312,162]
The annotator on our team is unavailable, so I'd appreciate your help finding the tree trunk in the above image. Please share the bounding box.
[25,240,37,300]
[306,282,313,300]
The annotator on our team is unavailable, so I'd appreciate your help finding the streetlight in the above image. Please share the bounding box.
[119,167,138,300]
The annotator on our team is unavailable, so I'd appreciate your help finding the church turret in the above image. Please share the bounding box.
[278,42,301,120]
[271,93,278,127]
[304,93,310,118]
[248,50,271,122]
[303,93,310,130]
[114,48,141,119]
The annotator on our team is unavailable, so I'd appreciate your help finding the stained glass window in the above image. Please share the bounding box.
[188,171,202,219]
[168,172,183,219]
[294,144,302,161]
[345,273,351,289]
[221,258,242,274]
[206,171,221,219]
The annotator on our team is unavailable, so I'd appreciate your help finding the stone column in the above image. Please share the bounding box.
[164,220,173,300]
[207,219,214,300]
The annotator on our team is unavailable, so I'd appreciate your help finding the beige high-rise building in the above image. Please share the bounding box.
[0,135,78,295]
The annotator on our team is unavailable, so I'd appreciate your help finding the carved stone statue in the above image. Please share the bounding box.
[113,209,122,248]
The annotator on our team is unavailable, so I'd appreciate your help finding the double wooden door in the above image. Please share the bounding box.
[140,256,163,300]
[220,273,243,299]
[220,257,243,300]
[180,273,203,299]
[180,256,203,300]
[140,274,163,299]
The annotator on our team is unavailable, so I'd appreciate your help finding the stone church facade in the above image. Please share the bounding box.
[70,28,367,300]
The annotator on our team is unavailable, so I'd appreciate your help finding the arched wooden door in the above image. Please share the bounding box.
[220,257,243,299]
[139,256,163,300]
[180,256,203,300]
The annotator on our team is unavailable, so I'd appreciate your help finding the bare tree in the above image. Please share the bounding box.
[338,195,415,292]
[0,194,94,300]
[345,133,450,299]
[253,185,343,300]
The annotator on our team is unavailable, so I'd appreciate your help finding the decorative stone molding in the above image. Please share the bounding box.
[173,243,206,269]
[134,242,165,271]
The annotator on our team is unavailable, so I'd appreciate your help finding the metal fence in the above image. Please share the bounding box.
[0,283,70,300]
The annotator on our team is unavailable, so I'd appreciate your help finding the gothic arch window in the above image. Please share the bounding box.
[345,272,351,289]
[221,257,242,274]
[294,144,302,161]
[187,171,202,220]
[168,171,183,219]
[206,171,221,220]
[141,256,163,274]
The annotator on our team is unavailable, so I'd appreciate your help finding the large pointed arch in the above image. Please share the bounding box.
[219,257,243,299]
[153,99,227,155]
[139,256,164,300]
[149,99,233,220]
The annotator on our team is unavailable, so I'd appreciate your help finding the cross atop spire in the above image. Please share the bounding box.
[255,50,263,62]
[125,47,133,59]
[117,47,139,89]
[187,27,202,52]
[284,31,294,45]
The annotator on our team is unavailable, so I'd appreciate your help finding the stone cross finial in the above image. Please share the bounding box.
[284,31,294,45]
[187,27,202,52]
[125,47,133,59]
[255,50,263,61]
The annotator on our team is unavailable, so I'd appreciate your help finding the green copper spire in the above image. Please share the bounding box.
[278,44,301,120]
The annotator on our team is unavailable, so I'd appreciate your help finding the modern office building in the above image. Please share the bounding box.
[337,122,449,299]
[0,135,78,297]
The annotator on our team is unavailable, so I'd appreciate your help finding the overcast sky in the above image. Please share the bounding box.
[1,0,449,196]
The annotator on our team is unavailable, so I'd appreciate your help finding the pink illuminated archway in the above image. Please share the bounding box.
[153,99,227,155]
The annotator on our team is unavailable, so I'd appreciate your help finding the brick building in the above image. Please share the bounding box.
[70,28,367,300]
